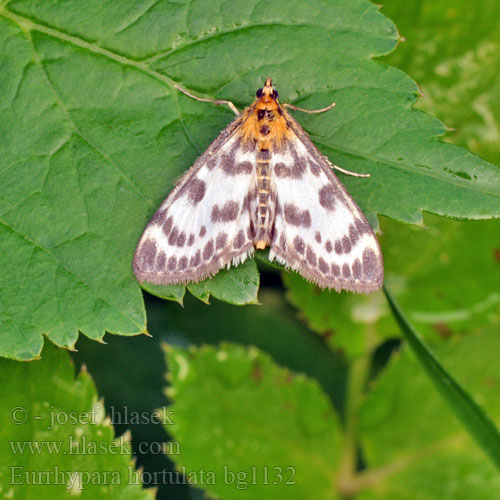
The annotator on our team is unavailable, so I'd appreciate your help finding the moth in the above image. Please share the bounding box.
[133,78,383,293]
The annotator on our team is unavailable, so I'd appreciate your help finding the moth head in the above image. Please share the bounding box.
[256,77,279,102]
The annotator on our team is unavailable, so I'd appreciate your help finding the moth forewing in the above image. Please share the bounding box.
[133,78,383,293]
[133,117,257,285]
[267,111,383,293]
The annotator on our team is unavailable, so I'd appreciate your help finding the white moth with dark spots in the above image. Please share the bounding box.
[133,78,383,293]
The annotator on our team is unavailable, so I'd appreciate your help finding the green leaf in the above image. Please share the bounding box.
[140,283,186,305]
[383,287,500,470]
[187,258,260,305]
[381,0,500,166]
[141,244,260,306]
[165,343,342,500]
[2,0,500,359]
[283,214,500,357]
[0,343,154,499]
[382,215,500,338]
[357,328,500,498]
[158,287,348,411]
[283,272,390,358]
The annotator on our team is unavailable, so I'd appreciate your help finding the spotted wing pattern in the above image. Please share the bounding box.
[134,78,383,293]
[133,119,259,285]
[268,114,383,292]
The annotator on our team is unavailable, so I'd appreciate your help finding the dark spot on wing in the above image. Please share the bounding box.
[211,201,239,223]
[199,226,206,238]
[188,178,206,204]
[167,256,177,271]
[279,234,286,250]
[342,264,351,278]
[353,258,362,279]
[177,231,186,247]
[168,227,179,246]
[363,248,379,280]
[206,156,217,170]
[318,257,329,274]
[342,235,351,254]
[334,239,342,255]
[162,216,173,236]
[157,251,166,269]
[242,188,257,213]
[355,218,372,236]
[319,185,335,210]
[293,235,305,255]
[237,162,253,174]
[151,208,166,225]
[203,239,214,260]
[288,144,306,179]
[349,224,359,246]
[140,239,157,270]
[190,250,201,267]
[234,229,245,249]
[306,246,317,266]
[216,232,228,250]
[274,162,288,177]
[178,256,188,271]
[309,160,321,176]
[284,203,311,227]
[222,157,253,175]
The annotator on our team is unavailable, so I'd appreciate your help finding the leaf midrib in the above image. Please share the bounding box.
[146,20,396,65]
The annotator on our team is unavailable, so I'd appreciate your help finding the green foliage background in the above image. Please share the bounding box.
[0,0,499,499]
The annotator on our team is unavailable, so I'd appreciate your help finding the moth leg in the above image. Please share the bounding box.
[174,84,240,116]
[326,158,370,178]
[283,101,336,114]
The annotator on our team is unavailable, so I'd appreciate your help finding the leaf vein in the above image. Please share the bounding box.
[145,21,397,64]
[22,28,155,208]
[313,138,500,200]
[0,218,144,330]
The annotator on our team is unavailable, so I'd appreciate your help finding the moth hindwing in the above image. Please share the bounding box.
[133,78,383,293]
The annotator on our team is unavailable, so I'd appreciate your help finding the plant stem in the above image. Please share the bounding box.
[337,323,376,498]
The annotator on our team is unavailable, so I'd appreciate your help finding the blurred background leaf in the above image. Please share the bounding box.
[1,0,500,359]
[0,343,154,498]
[357,328,500,499]
[284,214,500,358]
[381,0,500,165]
[165,343,342,500]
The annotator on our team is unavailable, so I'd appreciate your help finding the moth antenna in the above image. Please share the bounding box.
[283,101,336,114]
[174,84,240,116]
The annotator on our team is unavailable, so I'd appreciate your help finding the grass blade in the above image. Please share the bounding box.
[384,286,500,470]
